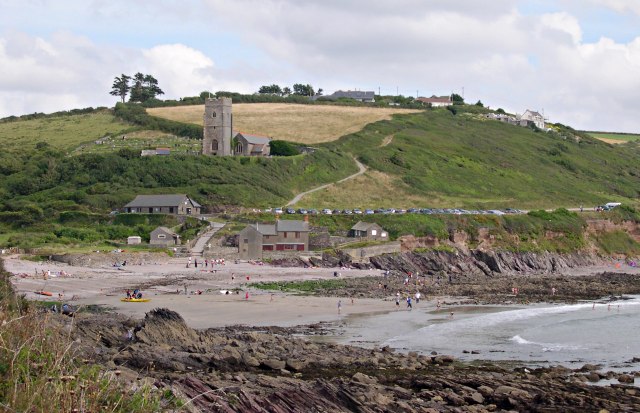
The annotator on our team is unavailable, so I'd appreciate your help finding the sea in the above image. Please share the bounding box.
[315,295,640,382]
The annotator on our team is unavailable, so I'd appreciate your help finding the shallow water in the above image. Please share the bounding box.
[316,296,640,372]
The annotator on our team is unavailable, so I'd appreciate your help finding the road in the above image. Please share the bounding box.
[286,157,367,207]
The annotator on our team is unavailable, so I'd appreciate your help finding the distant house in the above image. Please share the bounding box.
[348,222,388,240]
[238,219,310,259]
[123,194,201,215]
[320,90,376,103]
[150,226,181,246]
[127,236,142,245]
[417,95,452,107]
[519,110,545,129]
[234,132,271,156]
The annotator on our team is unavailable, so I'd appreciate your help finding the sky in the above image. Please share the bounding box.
[1,0,640,132]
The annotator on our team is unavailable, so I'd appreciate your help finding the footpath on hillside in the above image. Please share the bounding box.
[286,157,367,206]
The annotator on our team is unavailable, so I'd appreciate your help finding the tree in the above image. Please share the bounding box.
[317,88,323,96]
[258,84,282,95]
[475,100,484,107]
[110,74,131,103]
[451,93,464,105]
[128,73,164,103]
[293,83,314,96]
[282,87,292,96]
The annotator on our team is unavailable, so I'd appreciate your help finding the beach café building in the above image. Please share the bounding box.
[239,219,310,259]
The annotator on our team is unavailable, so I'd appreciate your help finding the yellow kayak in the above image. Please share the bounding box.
[120,298,151,302]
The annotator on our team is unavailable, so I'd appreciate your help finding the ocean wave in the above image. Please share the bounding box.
[510,335,584,352]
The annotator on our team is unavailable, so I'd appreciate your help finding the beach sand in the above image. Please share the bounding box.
[4,254,392,328]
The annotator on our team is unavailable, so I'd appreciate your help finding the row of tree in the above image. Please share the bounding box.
[258,84,322,97]
[110,73,164,103]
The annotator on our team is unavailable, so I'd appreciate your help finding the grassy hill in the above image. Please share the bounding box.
[586,131,640,144]
[0,102,639,249]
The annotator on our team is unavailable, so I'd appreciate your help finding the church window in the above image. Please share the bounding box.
[212,139,219,151]
[236,142,243,154]
[212,111,216,118]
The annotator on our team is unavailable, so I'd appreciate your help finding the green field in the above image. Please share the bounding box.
[587,131,640,143]
[0,110,133,152]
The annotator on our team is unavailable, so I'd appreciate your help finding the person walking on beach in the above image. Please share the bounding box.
[245,291,250,300]
[406,296,412,310]
[395,294,400,309]
[415,291,421,304]
[338,300,342,314]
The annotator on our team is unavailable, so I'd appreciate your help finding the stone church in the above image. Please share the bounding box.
[202,98,271,156]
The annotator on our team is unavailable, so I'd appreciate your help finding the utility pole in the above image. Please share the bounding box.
[378,86,380,95]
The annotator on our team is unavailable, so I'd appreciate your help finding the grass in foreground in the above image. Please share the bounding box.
[148,103,422,144]
[0,260,181,411]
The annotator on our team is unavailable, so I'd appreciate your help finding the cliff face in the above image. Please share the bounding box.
[369,250,606,278]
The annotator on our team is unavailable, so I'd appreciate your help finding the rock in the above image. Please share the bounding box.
[433,355,455,364]
[468,392,485,404]
[285,359,307,372]
[579,363,601,372]
[352,372,378,385]
[431,395,444,402]
[618,374,634,383]
[471,350,480,354]
[494,385,531,400]
[242,354,260,367]
[477,385,494,397]
[445,392,466,406]
[587,372,601,382]
[261,359,286,370]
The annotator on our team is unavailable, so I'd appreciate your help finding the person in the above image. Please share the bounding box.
[406,296,412,310]
[551,287,556,296]
[395,295,400,309]
[245,291,249,300]
[436,300,441,309]
[126,289,131,299]
[449,311,454,319]
[415,291,421,304]
[338,300,342,314]
[194,259,198,268]
[232,273,236,282]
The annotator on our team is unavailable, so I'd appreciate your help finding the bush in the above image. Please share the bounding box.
[270,140,300,156]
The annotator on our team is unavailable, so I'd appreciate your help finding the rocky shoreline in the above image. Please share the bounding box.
[68,308,639,412]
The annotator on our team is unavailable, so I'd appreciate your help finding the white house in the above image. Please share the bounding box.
[519,110,545,129]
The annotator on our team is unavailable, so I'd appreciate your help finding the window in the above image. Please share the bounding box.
[283,232,288,238]
[262,245,273,251]
[158,234,166,239]
[243,239,248,244]
[371,229,377,236]
[236,142,243,154]
[212,139,219,151]
[169,207,174,213]
[296,244,305,251]
[148,208,153,213]
[212,111,216,118]
[284,244,294,250]
[295,232,300,238]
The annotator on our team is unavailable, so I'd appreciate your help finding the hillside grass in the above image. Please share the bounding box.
[72,130,201,155]
[326,108,640,209]
[148,103,422,144]
[0,110,133,153]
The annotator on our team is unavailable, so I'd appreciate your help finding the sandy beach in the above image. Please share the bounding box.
[4,254,393,328]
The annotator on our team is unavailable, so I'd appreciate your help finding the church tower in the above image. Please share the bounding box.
[203,97,232,156]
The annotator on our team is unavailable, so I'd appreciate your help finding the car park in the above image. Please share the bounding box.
[322,208,332,215]
[308,209,319,214]
[297,208,308,214]
[353,208,362,214]
[286,208,296,214]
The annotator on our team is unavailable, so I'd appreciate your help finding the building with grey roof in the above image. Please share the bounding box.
[238,219,310,260]
[150,226,181,246]
[349,221,388,240]
[123,194,201,215]
[234,132,271,156]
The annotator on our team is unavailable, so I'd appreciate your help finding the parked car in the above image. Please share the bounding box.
[365,209,375,215]
[332,209,342,215]
[322,208,333,215]
[353,208,363,214]
[308,209,319,215]
[297,208,308,214]
[264,207,273,213]
[343,209,353,215]
[286,208,296,214]
[274,207,283,214]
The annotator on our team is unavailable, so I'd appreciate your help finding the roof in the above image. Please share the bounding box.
[251,224,277,236]
[351,221,379,231]
[152,226,178,236]
[235,132,271,145]
[276,220,309,232]
[522,109,543,118]
[328,90,375,100]
[156,148,170,155]
[124,194,201,208]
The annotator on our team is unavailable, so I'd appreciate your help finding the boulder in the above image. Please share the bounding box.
[261,359,286,370]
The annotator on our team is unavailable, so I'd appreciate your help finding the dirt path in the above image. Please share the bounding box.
[286,157,367,206]
[379,134,394,147]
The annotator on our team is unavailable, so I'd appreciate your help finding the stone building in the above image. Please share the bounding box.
[348,221,388,240]
[234,132,271,156]
[202,97,233,156]
[123,194,201,215]
[150,226,181,246]
[238,220,310,260]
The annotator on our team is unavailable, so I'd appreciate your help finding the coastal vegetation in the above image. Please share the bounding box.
[0,260,180,412]
[0,97,639,251]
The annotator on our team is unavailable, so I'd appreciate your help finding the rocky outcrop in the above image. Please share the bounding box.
[70,308,640,412]
[369,250,606,277]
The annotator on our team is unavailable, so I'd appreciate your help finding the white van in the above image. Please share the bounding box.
[605,202,621,208]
